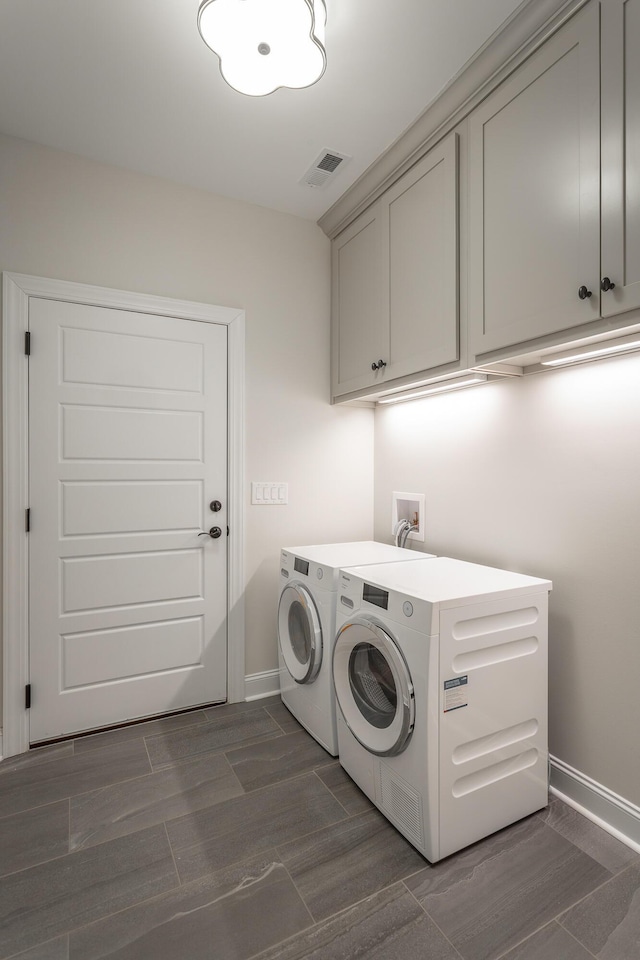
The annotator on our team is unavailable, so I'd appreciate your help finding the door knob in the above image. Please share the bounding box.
[578,285,592,300]
[371,359,387,371]
[198,526,222,539]
[601,277,616,292]
[209,500,222,512]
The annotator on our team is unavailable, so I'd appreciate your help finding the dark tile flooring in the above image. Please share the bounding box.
[0,697,638,960]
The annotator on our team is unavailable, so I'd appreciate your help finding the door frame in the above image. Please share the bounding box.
[2,272,246,758]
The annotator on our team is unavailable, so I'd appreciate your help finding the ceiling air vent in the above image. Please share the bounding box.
[301,150,351,189]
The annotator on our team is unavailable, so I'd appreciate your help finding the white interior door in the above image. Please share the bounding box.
[28,297,228,742]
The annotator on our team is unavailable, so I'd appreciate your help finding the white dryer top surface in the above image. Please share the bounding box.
[344,556,552,606]
[282,541,431,569]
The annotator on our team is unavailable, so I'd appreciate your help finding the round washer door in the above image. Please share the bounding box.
[332,618,415,756]
[278,581,323,684]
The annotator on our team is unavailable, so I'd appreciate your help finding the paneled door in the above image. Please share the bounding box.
[28,297,228,742]
[468,0,600,358]
[601,0,640,315]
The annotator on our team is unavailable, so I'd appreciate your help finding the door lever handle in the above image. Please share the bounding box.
[198,527,222,539]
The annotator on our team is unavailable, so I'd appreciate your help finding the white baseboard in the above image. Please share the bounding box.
[244,669,280,701]
[550,755,640,854]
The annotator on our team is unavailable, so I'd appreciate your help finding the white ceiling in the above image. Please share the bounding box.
[0,0,525,221]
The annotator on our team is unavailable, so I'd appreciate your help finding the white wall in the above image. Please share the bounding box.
[0,132,375,712]
[374,355,640,806]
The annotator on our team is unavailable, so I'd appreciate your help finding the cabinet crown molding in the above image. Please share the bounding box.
[318,0,587,240]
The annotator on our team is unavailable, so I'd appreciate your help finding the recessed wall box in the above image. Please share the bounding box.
[391,491,425,543]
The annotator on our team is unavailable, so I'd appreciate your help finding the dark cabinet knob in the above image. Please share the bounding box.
[601,277,616,292]
[578,285,592,300]
[210,500,222,512]
[371,359,387,371]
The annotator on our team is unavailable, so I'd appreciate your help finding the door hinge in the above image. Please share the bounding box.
[24,331,31,355]
[25,508,30,532]
[25,684,32,709]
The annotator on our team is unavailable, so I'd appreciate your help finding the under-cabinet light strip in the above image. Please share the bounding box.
[377,374,487,405]
[540,334,640,367]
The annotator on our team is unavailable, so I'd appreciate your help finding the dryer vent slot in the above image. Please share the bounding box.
[452,748,539,798]
[452,718,539,765]
[452,606,539,640]
[452,636,539,672]
[379,764,423,848]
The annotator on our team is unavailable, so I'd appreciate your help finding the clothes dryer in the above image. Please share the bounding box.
[332,557,551,861]
[278,542,434,756]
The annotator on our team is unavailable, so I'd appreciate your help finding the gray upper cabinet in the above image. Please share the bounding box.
[331,201,386,396]
[469,1,601,361]
[331,133,459,400]
[331,0,640,397]
[601,0,640,315]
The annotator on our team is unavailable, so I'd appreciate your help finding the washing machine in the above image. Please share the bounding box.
[278,542,434,756]
[332,556,552,861]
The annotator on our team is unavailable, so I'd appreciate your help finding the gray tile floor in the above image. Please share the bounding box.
[0,697,638,960]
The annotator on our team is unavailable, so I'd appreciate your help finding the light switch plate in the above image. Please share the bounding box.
[251,482,288,505]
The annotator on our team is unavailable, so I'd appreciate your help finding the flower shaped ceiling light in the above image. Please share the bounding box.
[198,0,327,97]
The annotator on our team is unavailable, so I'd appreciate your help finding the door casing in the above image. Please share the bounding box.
[2,272,246,758]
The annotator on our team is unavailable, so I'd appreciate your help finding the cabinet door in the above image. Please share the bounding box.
[331,203,386,398]
[469,1,600,359]
[383,133,459,381]
[601,0,640,316]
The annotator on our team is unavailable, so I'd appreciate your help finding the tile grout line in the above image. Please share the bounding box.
[276,856,319,927]
[488,918,600,960]
[0,824,180,959]
[541,809,639,877]
[214,749,337,796]
[166,773,364,882]
[310,767,367,819]
[0,747,155,822]
[263,707,293,736]
[142,732,154,771]
[38,852,193,958]
[553,861,637,928]
[218,751,247,797]
[246,878,425,960]
[402,878,466,960]
[11,754,344,879]
[150,728,287,773]
[0,799,72,885]
[489,921,559,960]
[561,922,600,960]
[69,751,248,858]
[4,933,70,960]
[44,839,321,960]
[0,794,72,826]
[163,820,183,888]
[30,709,212,759]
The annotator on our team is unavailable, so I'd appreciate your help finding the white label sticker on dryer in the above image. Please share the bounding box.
[443,676,468,713]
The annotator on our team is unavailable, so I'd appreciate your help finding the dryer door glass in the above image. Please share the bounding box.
[278,582,322,684]
[349,643,397,729]
[333,618,414,756]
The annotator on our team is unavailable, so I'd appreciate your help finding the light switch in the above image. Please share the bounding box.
[252,482,288,505]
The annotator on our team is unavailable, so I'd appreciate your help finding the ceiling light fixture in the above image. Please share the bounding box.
[377,374,488,405]
[198,0,327,97]
[540,333,640,367]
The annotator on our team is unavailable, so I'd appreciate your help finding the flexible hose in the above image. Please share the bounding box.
[394,519,418,548]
